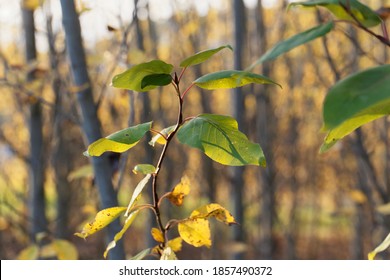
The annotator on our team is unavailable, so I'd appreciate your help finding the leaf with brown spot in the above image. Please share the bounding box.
[168,176,190,206]
[74,207,127,239]
[178,218,211,248]
[191,203,237,225]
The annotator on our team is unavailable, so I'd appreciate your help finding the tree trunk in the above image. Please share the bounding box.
[59,0,125,259]
[22,6,48,243]
[256,0,276,260]
[231,0,246,260]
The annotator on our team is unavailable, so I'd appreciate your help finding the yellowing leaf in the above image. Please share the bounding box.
[17,245,39,260]
[84,122,152,157]
[149,125,175,147]
[160,247,177,260]
[178,218,211,248]
[168,237,183,252]
[104,210,139,258]
[151,227,164,243]
[191,203,237,225]
[124,174,151,217]
[52,239,78,260]
[368,232,390,260]
[168,176,191,206]
[75,207,127,239]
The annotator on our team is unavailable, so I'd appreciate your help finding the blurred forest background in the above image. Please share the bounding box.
[0,0,390,260]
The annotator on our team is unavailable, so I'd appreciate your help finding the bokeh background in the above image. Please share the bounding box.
[0,0,389,259]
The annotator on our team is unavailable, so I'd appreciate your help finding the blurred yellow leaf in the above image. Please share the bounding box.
[75,207,127,239]
[376,203,390,215]
[40,243,57,259]
[22,0,43,10]
[349,190,367,204]
[52,239,78,260]
[178,218,211,248]
[68,164,93,181]
[191,203,237,225]
[104,210,139,258]
[160,247,177,260]
[151,227,164,243]
[17,244,39,260]
[168,176,190,206]
[368,232,390,260]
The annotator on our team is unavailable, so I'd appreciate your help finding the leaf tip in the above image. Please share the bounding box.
[368,251,376,260]
[83,150,91,157]
[74,232,86,240]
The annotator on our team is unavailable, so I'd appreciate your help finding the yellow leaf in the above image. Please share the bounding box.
[151,227,164,243]
[178,218,211,248]
[168,237,183,252]
[52,239,78,260]
[40,243,57,259]
[191,203,237,225]
[376,203,390,215]
[85,138,139,157]
[349,190,367,204]
[104,210,139,258]
[75,207,127,239]
[124,174,151,217]
[160,247,177,260]
[168,176,191,206]
[17,245,39,260]
[22,0,43,10]
[368,232,390,260]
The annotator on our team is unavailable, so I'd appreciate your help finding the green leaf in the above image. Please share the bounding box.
[112,60,173,92]
[289,0,382,28]
[104,210,139,259]
[247,22,334,70]
[84,122,152,157]
[133,164,156,175]
[194,70,281,90]
[74,207,127,239]
[368,232,390,260]
[180,45,233,67]
[177,114,266,166]
[321,65,390,153]
[141,73,172,89]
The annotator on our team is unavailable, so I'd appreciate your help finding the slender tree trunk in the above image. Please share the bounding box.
[231,0,246,260]
[59,0,125,259]
[256,0,277,260]
[22,6,48,243]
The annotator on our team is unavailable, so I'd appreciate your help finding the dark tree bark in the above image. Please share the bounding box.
[59,0,125,259]
[22,6,48,242]
[231,0,247,260]
[256,0,277,260]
